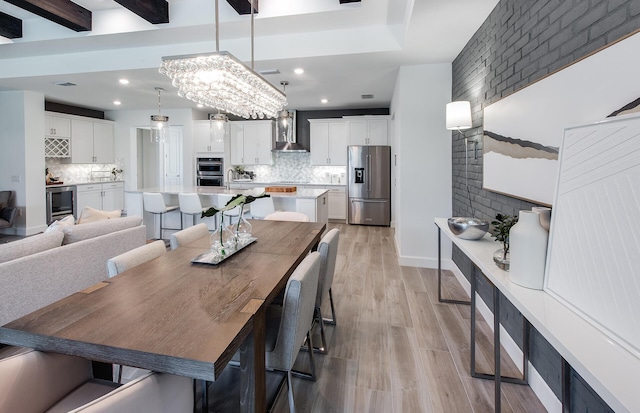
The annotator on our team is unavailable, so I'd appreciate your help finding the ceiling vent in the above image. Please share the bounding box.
[361,94,374,99]
[257,69,280,75]
[53,81,77,87]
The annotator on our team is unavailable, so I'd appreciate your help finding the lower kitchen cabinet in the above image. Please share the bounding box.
[327,186,347,220]
[76,182,124,218]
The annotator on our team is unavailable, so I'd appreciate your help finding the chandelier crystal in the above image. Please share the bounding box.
[160,52,286,119]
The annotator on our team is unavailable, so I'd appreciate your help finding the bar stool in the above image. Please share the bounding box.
[217,194,250,225]
[143,192,180,240]
[178,193,214,228]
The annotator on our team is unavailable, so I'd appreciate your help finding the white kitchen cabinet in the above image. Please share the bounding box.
[296,192,328,228]
[45,114,71,137]
[76,182,124,218]
[327,186,347,220]
[194,120,225,153]
[309,120,348,166]
[71,118,115,164]
[347,116,389,146]
[229,120,273,165]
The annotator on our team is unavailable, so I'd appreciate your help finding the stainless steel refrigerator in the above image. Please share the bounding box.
[348,145,391,226]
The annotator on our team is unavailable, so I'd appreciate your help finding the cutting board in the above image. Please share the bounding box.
[265,186,296,193]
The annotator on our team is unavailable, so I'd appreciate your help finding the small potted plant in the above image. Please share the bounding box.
[111,167,123,181]
[490,213,518,270]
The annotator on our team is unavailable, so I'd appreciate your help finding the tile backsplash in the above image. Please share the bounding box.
[241,152,346,184]
[46,159,122,183]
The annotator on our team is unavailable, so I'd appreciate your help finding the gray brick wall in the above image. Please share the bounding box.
[451,0,640,410]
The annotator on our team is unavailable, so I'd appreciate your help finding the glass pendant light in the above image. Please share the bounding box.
[150,87,169,143]
[210,112,228,145]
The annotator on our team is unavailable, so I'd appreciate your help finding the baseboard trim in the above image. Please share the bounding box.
[447,261,561,412]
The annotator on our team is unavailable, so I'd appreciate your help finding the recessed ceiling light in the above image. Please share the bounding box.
[119,79,129,85]
[257,69,280,75]
[294,68,304,75]
[321,98,328,104]
[113,100,121,105]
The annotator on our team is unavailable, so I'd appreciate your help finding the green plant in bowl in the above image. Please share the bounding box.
[490,213,518,270]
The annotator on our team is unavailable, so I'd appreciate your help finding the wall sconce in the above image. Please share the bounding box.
[446,100,477,159]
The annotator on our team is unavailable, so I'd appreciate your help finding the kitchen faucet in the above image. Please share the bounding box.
[225,168,235,190]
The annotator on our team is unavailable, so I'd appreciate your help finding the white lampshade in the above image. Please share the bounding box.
[446,101,472,130]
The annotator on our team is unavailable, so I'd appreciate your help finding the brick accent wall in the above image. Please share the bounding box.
[451,0,640,409]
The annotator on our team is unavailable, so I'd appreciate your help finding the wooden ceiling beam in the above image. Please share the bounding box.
[4,0,91,32]
[226,0,258,15]
[339,0,361,3]
[0,12,22,38]
[113,0,169,24]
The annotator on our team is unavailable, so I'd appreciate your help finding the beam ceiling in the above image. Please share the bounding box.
[4,0,91,32]
[113,0,169,24]
[0,11,22,38]
[226,0,258,15]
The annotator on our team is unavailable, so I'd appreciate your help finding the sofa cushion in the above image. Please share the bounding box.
[77,207,122,224]
[0,231,64,264]
[62,216,142,245]
[45,215,75,233]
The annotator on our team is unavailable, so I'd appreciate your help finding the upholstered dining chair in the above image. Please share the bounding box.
[170,223,209,250]
[312,228,340,354]
[0,349,193,413]
[263,211,310,222]
[106,240,166,278]
[142,192,180,240]
[265,251,320,413]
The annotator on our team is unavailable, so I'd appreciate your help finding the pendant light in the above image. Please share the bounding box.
[159,0,287,119]
[210,112,227,145]
[150,87,169,143]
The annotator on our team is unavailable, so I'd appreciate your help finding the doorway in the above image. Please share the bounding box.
[136,126,183,189]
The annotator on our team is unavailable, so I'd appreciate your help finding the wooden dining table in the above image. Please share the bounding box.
[0,219,325,413]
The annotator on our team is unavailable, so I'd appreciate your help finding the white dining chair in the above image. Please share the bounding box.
[143,193,180,240]
[313,228,339,354]
[170,223,209,250]
[0,349,193,413]
[263,211,310,222]
[106,240,166,278]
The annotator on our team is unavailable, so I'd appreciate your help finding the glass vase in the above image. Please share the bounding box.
[210,216,235,258]
[493,248,510,271]
[235,213,253,247]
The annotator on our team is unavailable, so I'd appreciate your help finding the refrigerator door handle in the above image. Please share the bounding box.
[351,199,387,203]
[366,154,372,192]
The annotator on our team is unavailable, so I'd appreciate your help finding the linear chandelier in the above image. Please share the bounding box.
[159,0,287,119]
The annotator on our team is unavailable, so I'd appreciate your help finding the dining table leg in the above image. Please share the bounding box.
[240,307,267,413]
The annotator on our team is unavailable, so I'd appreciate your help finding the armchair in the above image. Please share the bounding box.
[0,191,17,230]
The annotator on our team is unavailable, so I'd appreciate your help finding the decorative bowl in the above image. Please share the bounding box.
[447,217,490,240]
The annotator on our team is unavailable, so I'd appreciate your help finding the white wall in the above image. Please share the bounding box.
[0,91,46,235]
[391,64,453,267]
[105,108,196,193]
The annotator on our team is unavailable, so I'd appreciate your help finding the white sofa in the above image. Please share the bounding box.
[0,216,146,327]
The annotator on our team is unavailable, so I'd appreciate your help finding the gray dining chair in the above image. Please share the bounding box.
[265,251,320,413]
[313,228,340,354]
[106,240,166,278]
[143,192,180,240]
[0,349,193,413]
[170,223,209,250]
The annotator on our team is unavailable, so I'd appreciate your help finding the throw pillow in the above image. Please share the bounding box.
[44,215,75,233]
[78,206,122,224]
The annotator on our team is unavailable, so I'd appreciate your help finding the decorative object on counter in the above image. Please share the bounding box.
[234,166,256,180]
[150,87,169,143]
[265,186,297,193]
[159,0,286,119]
[111,167,123,181]
[45,167,62,185]
[447,217,489,240]
[490,213,518,270]
[531,206,551,231]
[509,210,549,289]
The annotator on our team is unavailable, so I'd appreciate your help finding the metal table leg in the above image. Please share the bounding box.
[436,225,471,305]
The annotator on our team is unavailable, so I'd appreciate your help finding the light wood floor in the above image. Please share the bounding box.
[206,223,547,412]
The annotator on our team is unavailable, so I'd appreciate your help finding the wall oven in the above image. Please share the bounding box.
[46,185,76,224]
[196,157,224,186]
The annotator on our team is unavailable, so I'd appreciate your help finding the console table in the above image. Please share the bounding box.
[435,217,640,413]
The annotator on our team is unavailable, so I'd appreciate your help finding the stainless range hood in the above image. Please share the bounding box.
[272,109,307,152]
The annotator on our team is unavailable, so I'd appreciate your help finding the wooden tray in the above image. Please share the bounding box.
[265,186,296,192]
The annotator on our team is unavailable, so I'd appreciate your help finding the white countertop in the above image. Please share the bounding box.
[46,180,124,188]
[127,186,328,199]
[435,218,639,413]
[231,180,346,187]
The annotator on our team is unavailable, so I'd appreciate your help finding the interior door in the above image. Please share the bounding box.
[164,127,183,187]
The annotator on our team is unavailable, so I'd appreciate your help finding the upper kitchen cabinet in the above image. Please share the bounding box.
[194,120,225,153]
[45,115,71,137]
[71,119,115,164]
[229,120,273,166]
[309,119,348,166]
[347,116,389,146]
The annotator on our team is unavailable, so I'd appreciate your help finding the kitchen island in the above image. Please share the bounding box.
[125,186,328,239]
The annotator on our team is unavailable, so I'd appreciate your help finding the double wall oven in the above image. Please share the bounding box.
[196,157,224,186]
